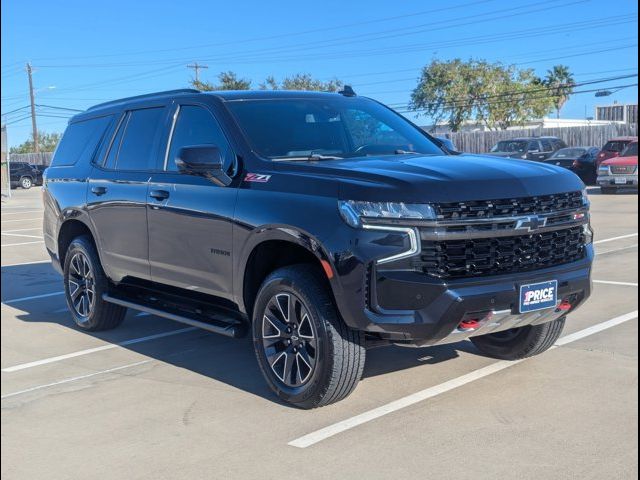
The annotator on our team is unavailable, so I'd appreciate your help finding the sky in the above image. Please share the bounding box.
[1,0,638,147]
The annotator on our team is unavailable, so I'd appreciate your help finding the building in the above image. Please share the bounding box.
[595,102,638,125]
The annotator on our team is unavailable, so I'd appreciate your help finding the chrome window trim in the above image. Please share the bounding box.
[163,105,181,170]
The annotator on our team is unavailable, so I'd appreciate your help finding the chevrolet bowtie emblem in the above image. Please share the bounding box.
[515,216,547,232]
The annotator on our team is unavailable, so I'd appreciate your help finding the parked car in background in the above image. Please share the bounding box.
[597,141,638,194]
[543,146,600,184]
[596,136,638,167]
[489,136,567,161]
[9,161,43,189]
[30,164,49,176]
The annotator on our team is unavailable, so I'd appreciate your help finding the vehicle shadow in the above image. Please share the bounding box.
[3,262,478,407]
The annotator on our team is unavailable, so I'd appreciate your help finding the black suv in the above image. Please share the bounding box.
[489,136,567,161]
[43,89,593,408]
[10,161,43,189]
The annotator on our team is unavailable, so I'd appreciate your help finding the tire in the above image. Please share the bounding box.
[470,317,565,360]
[252,264,365,409]
[601,186,616,194]
[20,176,32,189]
[63,235,126,331]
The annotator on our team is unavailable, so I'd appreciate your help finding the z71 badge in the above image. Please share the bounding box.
[245,173,271,183]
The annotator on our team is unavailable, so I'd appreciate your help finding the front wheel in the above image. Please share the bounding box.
[252,264,365,409]
[470,317,565,360]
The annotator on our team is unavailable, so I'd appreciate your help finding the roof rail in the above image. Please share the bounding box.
[88,89,200,111]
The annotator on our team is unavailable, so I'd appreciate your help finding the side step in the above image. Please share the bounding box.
[102,293,246,338]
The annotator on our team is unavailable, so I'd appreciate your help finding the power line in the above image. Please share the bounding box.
[186,62,208,83]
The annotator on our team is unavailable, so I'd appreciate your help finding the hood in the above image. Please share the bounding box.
[275,153,585,203]
[602,155,638,166]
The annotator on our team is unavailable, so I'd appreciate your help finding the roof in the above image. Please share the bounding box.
[204,90,350,101]
[606,136,638,141]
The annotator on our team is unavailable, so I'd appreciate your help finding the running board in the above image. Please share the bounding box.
[102,293,246,338]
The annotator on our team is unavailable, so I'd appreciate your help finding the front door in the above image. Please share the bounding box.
[87,106,167,282]
[147,103,238,300]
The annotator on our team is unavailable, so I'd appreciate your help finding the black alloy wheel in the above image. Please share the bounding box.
[261,292,318,387]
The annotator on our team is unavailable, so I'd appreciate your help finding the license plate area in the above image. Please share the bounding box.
[614,177,628,184]
[519,280,558,313]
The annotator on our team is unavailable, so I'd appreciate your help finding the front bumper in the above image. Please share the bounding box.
[335,245,593,347]
[597,173,638,188]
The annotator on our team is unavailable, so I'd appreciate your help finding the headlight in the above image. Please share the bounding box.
[338,200,437,228]
[581,188,590,207]
[598,166,609,174]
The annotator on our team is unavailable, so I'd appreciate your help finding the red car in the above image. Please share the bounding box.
[596,136,638,167]
[597,141,638,194]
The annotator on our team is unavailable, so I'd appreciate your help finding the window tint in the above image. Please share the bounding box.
[528,141,540,151]
[51,115,112,166]
[114,107,165,171]
[540,139,553,151]
[103,114,128,169]
[166,105,233,171]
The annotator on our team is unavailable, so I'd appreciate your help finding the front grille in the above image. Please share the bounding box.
[610,165,637,175]
[434,191,583,220]
[419,226,587,279]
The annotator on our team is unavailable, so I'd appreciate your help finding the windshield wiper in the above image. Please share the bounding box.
[272,153,344,162]
[394,149,422,155]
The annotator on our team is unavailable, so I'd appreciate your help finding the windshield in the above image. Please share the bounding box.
[490,140,528,153]
[225,97,443,159]
[621,142,638,157]
[603,141,630,152]
[550,148,586,159]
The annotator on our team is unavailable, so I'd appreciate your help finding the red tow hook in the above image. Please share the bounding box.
[557,300,572,312]
[458,319,481,330]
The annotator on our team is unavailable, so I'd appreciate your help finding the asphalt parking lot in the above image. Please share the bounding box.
[1,186,637,480]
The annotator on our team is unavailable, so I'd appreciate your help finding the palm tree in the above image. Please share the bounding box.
[544,65,575,118]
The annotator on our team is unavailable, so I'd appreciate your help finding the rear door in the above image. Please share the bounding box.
[87,105,168,282]
[147,102,238,300]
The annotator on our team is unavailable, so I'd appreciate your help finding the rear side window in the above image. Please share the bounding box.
[51,115,112,166]
[113,107,165,171]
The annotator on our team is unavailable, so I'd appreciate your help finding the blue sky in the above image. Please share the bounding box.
[1,0,638,147]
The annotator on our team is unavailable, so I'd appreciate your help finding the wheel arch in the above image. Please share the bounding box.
[238,227,338,319]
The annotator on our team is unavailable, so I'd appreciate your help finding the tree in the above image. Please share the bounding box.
[191,71,252,91]
[543,65,575,118]
[260,73,343,92]
[9,131,61,154]
[410,59,555,131]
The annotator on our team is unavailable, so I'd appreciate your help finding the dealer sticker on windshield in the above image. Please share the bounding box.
[519,280,558,313]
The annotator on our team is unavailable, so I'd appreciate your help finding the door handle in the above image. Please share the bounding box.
[149,189,170,200]
[91,186,107,196]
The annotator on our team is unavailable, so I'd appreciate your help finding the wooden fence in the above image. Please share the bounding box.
[440,124,638,154]
[8,152,54,166]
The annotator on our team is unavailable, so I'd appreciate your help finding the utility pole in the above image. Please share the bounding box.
[187,62,208,84]
[26,63,39,153]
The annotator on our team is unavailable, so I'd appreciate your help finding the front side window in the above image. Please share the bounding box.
[166,105,233,171]
[226,97,443,159]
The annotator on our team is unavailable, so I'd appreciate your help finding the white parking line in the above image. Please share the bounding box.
[1,227,43,233]
[0,218,42,223]
[593,280,638,287]
[1,240,44,247]
[0,210,43,216]
[1,260,50,268]
[1,360,152,399]
[1,232,44,239]
[288,310,638,449]
[596,244,638,256]
[594,233,638,245]
[3,291,64,304]
[1,327,197,372]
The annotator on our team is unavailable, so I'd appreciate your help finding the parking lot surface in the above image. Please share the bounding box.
[1,186,638,480]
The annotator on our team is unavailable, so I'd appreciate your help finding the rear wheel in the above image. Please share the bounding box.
[63,235,126,331]
[252,264,365,408]
[470,317,565,360]
[20,176,32,189]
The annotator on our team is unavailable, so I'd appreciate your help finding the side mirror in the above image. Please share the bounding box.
[176,145,232,186]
